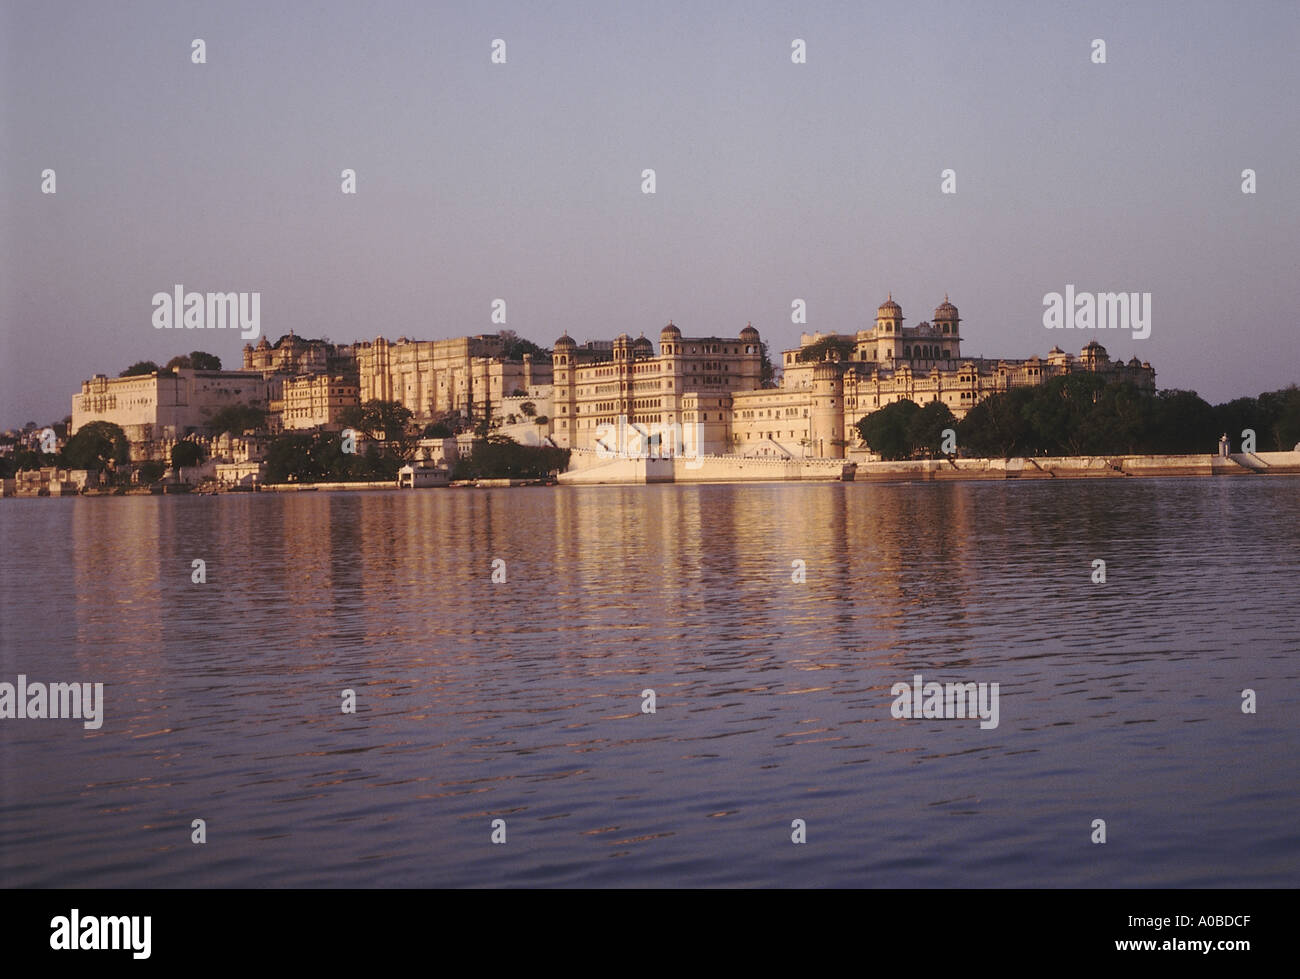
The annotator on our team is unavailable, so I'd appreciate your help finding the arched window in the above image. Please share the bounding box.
[904,346,912,358]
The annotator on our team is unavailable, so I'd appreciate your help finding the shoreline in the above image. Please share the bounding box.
[5,450,1299,497]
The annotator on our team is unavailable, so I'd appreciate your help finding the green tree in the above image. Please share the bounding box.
[171,441,205,469]
[520,401,537,418]
[1257,385,1300,450]
[906,400,958,457]
[345,400,412,442]
[797,336,854,363]
[496,330,552,362]
[1021,373,1109,455]
[10,448,46,472]
[190,351,221,370]
[452,434,569,479]
[1142,389,1217,455]
[120,361,159,377]
[207,403,267,435]
[264,432,321,482]
[956,386,1037,458]
[165,350,220,371]
[759,341,777,388]
[62,421,130,471]
[135,460,167,484]
[422,421,453,438]
[856,399,920,460]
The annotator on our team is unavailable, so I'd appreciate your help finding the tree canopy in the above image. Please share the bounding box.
[170,441,205,469]
[207,402,267,436]
[496,330,552,362]
[797,336,854,363]
[855,399,957,460]
[950,378,1300,458]
[166,351,222,371]
[452,434,569,480]
[62,421,130,471]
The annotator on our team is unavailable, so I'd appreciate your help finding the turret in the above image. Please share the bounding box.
[810,361,845,458]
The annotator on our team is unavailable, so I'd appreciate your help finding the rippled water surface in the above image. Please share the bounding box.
[2,479,1298,887]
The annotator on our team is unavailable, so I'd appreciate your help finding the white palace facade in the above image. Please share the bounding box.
[549,296,1155,459]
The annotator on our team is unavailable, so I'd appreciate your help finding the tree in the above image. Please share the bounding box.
[1141,389,1216,455]
[1258,385,1300,450]
[165,350,222,371]
[452,434,569,479]
[264,432,321,483]
[207,403,266,435]
[62,422,130,472]
[1021,373,1109,456]
[797,336,854,363]
[496,330,552,362]
[856,399,920,460]
[907,400,957,457]
[519,401,537,418]
[957,386,1038,458]
[345,400,412,443]
[120,361,159,377]
[135,460,167,484]
[422,421,453,439]
[171,441,205,469]
[759,342,777,388]
[9,448,45,472]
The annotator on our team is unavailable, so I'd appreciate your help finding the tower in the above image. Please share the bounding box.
[810,361,845,458]
[875,295,904,363]
[552,333,577,448]
[933,295,961,360]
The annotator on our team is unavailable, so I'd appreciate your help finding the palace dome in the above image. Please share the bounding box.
[740,323,759,339]
[554,333,576,350]
[933,295,959,322]
[877,295,902,318]
[661,321,681,339]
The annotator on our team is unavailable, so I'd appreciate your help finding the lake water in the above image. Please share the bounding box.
[1,479,1298,887]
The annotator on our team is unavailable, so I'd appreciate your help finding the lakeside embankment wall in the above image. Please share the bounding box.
[6,452,1299,496]
[555,450,1300,485]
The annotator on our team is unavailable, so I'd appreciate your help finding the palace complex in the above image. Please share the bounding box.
[69,296,1154,462]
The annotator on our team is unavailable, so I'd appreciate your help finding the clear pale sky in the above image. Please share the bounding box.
[2,0,1297,426]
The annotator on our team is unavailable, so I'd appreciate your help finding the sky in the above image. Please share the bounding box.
[2,0,1297,426]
